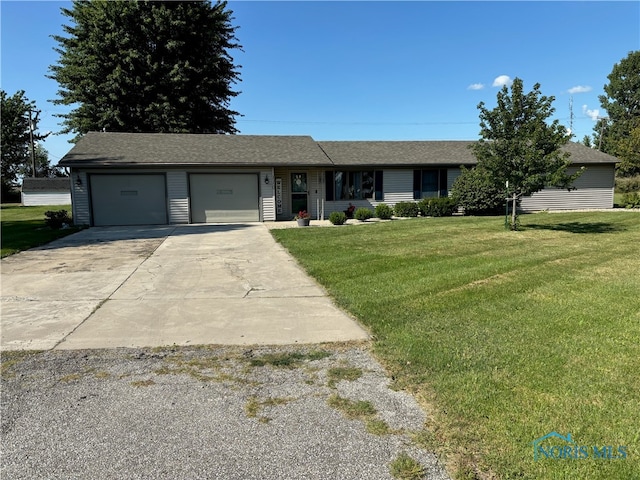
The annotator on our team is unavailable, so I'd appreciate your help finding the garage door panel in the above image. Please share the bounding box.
[91,175,167,226]
[190,174,259,223]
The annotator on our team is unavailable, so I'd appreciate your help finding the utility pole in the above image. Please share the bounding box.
[569,96,574,137]
[25,109,46,178]
[27,109,36,177]
[597,117,609,151]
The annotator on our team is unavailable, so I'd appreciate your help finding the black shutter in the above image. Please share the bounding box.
[413,170,421,200]
[374,171,383,201]
[325,171,334,201]
[439,169,448,197]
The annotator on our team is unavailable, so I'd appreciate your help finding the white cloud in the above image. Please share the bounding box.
[492,75,512,87]
[467,83,485,90]
[582,104,600,121]
[568,85,592,94]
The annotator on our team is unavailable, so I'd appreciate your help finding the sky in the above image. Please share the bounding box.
[1,1,639,166]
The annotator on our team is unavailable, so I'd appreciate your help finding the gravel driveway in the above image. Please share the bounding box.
[1,343,450,480]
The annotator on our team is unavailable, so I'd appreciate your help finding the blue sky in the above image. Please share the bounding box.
[1,1,639,165]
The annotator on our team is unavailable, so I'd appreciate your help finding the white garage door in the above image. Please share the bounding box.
[190,174,259,223]
[90,174,167,226]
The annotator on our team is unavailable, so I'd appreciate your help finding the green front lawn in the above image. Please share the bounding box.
[271,212,640,479]
[1,204,81,257]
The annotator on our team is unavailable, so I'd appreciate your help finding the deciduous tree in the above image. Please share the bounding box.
[595,51,640,176]
[0,90,52,200]
[18,144,66,179]
[472,78,580,229]
[49,0,242,136]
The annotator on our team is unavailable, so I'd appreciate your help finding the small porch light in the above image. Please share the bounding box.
[264,174,270,185]
[75,175,82,187]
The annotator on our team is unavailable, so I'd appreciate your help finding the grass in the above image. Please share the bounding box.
[270,212,640,479]
[327,393,393,435]
[389,452,427,480]
[327,366,363,387]
[0,350,42,378]
[1,204,81,257]
[248,350,331,368]
[328,394,377,419]
[154,351,247,383]
[245,395,294,423]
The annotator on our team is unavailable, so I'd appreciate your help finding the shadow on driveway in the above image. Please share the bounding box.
[1,224,370,351]
[33,223,258,250]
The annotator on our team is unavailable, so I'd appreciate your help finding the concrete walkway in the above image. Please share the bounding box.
[1,224,370,350]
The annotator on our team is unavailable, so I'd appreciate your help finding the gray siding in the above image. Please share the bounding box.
[21,192,71,206]
[71,172,91,225]
[520,165,615,211]
[167,171,189,224]
[260,170,276,221]
[382,170,414,204]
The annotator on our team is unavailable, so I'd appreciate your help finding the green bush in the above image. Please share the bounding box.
[374,203,393,220]
[44,210,72,229]
[393,201,419,217]
[329,211,347,225]
[621,192,640,208]
[417,197,458,217]
[450,166,504,215]
[1,183,21,203]
[615,175,640,193]
[354,207,373,221]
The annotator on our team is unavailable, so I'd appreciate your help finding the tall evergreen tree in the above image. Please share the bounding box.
[49,0,242,136]
[472,78,581,230]
[594,50,640,176]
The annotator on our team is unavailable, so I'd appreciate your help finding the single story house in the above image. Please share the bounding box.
[21,177,72,206]
[58,132,618,226]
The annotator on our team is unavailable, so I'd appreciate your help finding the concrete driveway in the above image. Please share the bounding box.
[1,224,370,350]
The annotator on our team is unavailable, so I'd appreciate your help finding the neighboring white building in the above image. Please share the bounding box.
[21,178,72,206]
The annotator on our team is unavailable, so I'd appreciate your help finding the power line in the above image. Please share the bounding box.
[237,119,479,126]
[237,115,592,127]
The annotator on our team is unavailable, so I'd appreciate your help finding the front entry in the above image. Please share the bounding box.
[291,172,308,215]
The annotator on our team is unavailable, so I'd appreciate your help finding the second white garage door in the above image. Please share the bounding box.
[190,174,260,223]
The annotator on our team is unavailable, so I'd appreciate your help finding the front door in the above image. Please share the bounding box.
[291,172,308,215]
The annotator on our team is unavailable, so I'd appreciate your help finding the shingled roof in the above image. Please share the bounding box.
[59,132,333,167]
[319,140,618,166]
[59,132,618,168]
[319,140,477,166]
[560,141,619,163]
[21,178,71,192]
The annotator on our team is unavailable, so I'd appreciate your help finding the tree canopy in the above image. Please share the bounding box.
[48,0,242,136]
[457,78,580,229]
[0,90,56,200]
[595,50,640,176]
